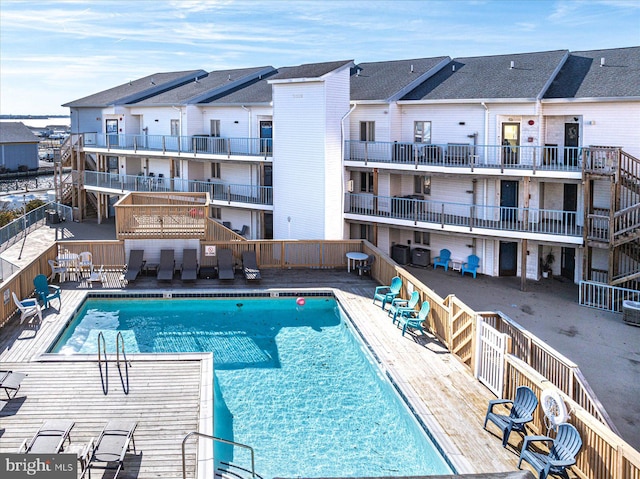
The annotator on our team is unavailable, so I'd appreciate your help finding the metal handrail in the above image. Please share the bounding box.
[97,331,106,366]
[116,331,126,367]
[181,431,256,479]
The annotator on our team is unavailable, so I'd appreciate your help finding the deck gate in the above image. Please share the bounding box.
[474,318,508,397]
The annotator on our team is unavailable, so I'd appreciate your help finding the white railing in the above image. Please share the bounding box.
[579,280,640,313]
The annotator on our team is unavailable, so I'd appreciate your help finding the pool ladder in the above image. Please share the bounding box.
[97,331,130,395]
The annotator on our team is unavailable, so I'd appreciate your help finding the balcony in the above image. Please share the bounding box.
[345,193,583,240]
[344,141,583,174]
[82,133,272,160]
[83,171,273,208]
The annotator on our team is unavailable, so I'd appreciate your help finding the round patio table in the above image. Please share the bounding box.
[346,251,368,273]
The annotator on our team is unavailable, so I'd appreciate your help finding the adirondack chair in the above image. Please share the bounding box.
[433,249,451,271]
[373,276,402,310]
[484,385,539,447]
[518,423,582,479]
[389,291,419,323]
[461,254,480,278]
[396,301,430,337]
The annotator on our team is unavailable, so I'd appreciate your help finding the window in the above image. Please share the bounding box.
[360,121,375,142]
[360,224,372,241]
[210,207,222,219]
[211,162,221,179]
[210,120,221,137]
[170,119,180,136]
[414,175,431,195]
[360,172,374,192]
[107,156,118,173]
[174,161,180,178]
[414,121,431,143]
[414,231,430,245]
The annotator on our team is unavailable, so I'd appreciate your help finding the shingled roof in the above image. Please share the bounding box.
[543,46,640,99]
[268,60,353,81]
[351,56,449,102]
[0,122,39,144]
[62,70,207,107]
[402,50,569,101]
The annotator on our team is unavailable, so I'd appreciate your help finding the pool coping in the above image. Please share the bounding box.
[41,287,470,476]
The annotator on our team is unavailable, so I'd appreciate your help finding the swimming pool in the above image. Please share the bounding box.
[51,295,454,477]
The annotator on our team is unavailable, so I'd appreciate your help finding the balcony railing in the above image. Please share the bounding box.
[83,133,272,159]
[345,193,582,237]
[83,171,273,206]
[344,141,583,172]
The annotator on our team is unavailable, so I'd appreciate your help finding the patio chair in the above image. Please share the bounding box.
[12,292,43,325]
[86,420,137,479]
[461,254,480,278]
[88,265,105,285]
[180,249,199,281]
[396,300,430,336]
[389,290,419,323]
[157,249,175,281]
[78,251,93,276]
[484,385,539,448]
[242,250,262,281]
[33,274,62,309]
[123,250,145,282]
[433,249,451,271]
[18,420,75,453]
[233,224,249,237]
[48,259,68,282]
[217,248,235,280]
[372,276,402,310]
[356,254,375,277]
[518,422,582,479]
[0,369,27,399]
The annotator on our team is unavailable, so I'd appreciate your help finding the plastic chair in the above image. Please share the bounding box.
[12,292,42,325]
[48,259,68,282]
[356,255,375,277]
[78,252,93,276]
[518,423,582,479]
[389,291,419,323]
[433,249,451,271]
[484,385,539,447]
[33,274,62,309]
[461,254,480,278]
[397,301,430,336]
[373,276,402,310]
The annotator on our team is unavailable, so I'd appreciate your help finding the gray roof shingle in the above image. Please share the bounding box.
[62,70,207,107]
[0,122,39,144]
[268,60,353,81]
[403,50,569,101]
[544,46,640,99]
[351,57,450,101]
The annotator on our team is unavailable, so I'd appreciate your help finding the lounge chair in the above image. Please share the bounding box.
[12,292,42,325]
[389,290,419,323]
[217,248,235,280]
[372,276,402,310]
[0,370,26,399]
[157,249,175,281]
[123,250,145,282]
[18,420,75,453]
[180,249,199,281]
[433,249,451,271]
[396,300,430,336]
[242,250,262,281]
[461,254,480,278]
[86,420,137,479]
[33,274,61,309]
[484,385,539,448]
[518,422,582,479]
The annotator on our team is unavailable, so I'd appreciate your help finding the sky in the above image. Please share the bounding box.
[1,0,639,116]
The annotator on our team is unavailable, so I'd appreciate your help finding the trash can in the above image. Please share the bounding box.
[622,300,640,326]
[411,248,431,267]
[46,209,60,224]
[391,244,410,265]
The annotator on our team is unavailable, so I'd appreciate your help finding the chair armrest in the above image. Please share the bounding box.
[522,434,552,451]
[21,298,38,307]
[547,457,576,468]
[49,285,61,293]
[374,286,390,294]
[486,398,512,414]
[510,415,533,424]
[390,298,408,307]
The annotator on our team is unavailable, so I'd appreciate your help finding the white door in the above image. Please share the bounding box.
[475,318,508,397]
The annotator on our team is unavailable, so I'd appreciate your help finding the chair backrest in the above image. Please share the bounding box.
[511,386,539,420]
[417,301,431,321]
[389,276,402,294]
[12,292,24,311]
[79,252,92,264]
[407,291,420,309]
[159,249,174,267]
[440,249,451,260]
[366,254,375,266]
[218,248,234,268]
[33,274,49,294]
[550,423,582,462]
[240,225,249,236]
[183,249,198,268]
[467,254,480,268]
[128,249,144,267]
[242,250,258,269]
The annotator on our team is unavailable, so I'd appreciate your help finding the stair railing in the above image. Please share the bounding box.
[181,431,256,479]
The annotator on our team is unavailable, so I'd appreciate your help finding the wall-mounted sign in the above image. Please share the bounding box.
[205,245,216,257]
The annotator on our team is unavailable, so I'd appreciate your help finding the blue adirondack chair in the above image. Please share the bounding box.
[518,423,582,479]
[389,291,419,322]
[33,274,61,309]
[433,249,451,271]
[484,385,539,447]
[461,254,480,278]
[373,276,402,310]
[396,301,430,336]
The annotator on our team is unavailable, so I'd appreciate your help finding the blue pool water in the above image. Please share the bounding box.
[51,296,453,477]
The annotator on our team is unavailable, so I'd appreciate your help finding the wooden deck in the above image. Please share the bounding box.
[0,269,523,478]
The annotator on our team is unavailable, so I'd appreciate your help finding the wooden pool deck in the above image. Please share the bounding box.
[0,269,524,478]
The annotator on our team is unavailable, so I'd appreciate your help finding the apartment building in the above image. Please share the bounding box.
[59,46,640,287]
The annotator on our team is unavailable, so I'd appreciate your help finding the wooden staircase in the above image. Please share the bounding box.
[584,148,640,289]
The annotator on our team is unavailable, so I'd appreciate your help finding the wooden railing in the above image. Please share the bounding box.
[56,241,126,269]
[205,218,246,242]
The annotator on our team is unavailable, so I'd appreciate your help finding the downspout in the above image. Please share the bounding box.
[241,105,252,138]
[341,103,357,237]
[171,105,183,183]
[481,101,490,275]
